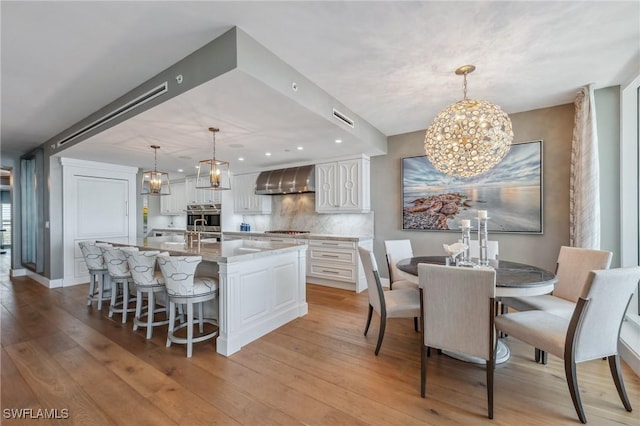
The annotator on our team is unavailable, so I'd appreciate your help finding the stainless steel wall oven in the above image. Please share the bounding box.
[186,204,221,232]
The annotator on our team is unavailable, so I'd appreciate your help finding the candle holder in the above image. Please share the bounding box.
[459,224,473,266]
[477,216,490,266]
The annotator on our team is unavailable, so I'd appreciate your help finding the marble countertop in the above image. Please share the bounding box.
[102,236,306,264]
[223,231,372,242]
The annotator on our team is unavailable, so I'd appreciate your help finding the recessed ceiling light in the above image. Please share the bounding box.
[297,146,304,150]
[177,169,184,173]
[335,139,342,144]
[195,165,200,169]
[238,157,245,161]
[265,152,272,156]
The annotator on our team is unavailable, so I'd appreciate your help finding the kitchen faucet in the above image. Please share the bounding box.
[194,218,207,232]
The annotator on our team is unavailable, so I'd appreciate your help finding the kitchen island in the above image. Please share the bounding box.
[105,236,308,356]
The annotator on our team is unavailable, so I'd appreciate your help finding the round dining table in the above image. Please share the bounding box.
[396,256,557,297]
[396,256,557,364]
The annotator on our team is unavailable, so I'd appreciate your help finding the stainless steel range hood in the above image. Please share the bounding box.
[255,165,315,195]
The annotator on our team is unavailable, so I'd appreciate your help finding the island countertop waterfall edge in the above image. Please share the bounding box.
[100,236,309,356]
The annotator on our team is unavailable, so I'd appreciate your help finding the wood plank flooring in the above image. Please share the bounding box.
[1,263,639,425]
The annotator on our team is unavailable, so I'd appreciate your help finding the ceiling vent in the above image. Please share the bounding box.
[332,108,354,128]
[55,82,168,148]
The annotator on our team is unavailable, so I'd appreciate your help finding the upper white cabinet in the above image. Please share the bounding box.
[233,173,272,214]
[315,157,370,213]
[160,180,187,215]
[185,177,221,204]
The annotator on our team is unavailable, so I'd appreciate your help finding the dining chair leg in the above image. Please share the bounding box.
[535,348,540,363]
[541,350,547,365]
[486,359,494,419]
[421,344,428,397]
[364,305,373,336]
[413,317,419,332]
[564,356,587,424]
[608,355,632,411]
[374,313,386,355]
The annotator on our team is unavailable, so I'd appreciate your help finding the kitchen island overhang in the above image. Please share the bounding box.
[104,236,308,356]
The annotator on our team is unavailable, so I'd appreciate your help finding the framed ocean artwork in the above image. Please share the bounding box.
[402,140,543,233]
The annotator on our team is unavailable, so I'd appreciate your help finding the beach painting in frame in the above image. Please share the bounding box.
[402,140,543,233]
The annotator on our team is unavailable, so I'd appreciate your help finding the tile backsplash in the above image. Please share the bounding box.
[242,193,373,237]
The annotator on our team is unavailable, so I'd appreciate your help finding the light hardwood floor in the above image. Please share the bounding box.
[1,261,639,425]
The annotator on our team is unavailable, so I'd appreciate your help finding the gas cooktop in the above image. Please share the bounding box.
[264,230,310,235]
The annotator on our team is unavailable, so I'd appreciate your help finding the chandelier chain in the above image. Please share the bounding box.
[463,73,468,100]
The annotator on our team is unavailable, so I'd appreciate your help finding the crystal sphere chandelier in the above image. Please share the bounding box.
[424,65,513,177]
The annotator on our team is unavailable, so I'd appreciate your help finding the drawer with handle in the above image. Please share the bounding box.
[308,263,356,282]
[308,239,356,250]
[309,248,355,264]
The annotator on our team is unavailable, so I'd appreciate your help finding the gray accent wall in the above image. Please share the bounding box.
[371,103,575,275]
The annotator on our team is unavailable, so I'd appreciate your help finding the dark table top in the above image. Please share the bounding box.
[397,256,557,296]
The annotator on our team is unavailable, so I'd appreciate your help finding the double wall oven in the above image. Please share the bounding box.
[186,204,221,233]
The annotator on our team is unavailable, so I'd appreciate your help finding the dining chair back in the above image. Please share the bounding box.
[384,239,418,288]
[495,266,639,423]
[358,246,420,355]
[553,246,612,302]
[418,263,497,419]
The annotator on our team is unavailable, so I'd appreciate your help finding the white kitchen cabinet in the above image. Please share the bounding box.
[160,180,187,215]
[306,238,370,292]
[315,157,370,213]
[185,177,221,204]
[233,173,272,214]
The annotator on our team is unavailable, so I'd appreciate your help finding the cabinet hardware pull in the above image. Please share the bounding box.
[321,269,340,274]
[321,254,340,258]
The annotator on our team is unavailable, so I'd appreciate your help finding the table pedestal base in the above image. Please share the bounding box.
[442,339,510,365]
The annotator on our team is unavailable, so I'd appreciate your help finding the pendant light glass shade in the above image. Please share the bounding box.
[424,65,513,178]
[141,145,171,196]
[196,127,231,190]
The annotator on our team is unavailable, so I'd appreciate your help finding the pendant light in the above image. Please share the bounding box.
[196,127,231,190]
[140,145,171,196]
[424,65,513,177]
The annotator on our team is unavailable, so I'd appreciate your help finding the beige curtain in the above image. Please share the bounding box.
[570,85,600,249]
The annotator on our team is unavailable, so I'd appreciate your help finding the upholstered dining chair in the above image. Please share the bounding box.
[501,246,612,363]
[383,239,418,289]
[78,241,112,310]
[126,250,170,339]
[102,246,139,323]
[157,254,218,358]
[418,263,497,419]
[358,246,420,356]
[495,266,639,424]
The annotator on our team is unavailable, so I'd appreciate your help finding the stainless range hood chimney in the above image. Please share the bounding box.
[255,165,315,195]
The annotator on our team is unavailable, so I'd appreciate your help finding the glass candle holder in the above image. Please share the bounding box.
[477,217,489,266]
[461,225,471,263]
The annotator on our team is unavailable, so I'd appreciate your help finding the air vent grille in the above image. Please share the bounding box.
[55,82,168,147]
[332,108,355,128]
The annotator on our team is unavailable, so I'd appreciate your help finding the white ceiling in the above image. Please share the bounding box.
[2,1,639,176]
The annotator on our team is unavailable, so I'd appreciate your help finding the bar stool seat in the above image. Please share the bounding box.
[79,241,113,310]
[126,250,170,339]
[157,254,218,358]
[102,246,138,323]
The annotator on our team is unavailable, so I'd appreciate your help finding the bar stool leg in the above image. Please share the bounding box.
[198,302,204,333]
[87,273,96,306]
[122,281,129,324]
[166,301,175,348]
[97,273,107,310]
[109,281,118,318]
[133,289,143,331]
[146,291,155,339]
[187,302,194,358]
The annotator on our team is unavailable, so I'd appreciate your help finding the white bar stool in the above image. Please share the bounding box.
[126,250,170,339]
[157,254,218,358]
[102,246,139,323]
[79,241,112,310]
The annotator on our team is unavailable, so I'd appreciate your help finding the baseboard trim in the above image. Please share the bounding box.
[10,268,27,277]
[19,270,64,289]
